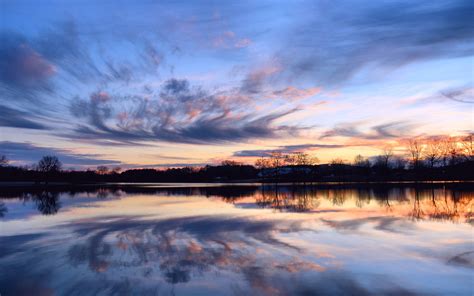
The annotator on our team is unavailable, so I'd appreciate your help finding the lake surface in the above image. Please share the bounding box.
[0,183,473,296]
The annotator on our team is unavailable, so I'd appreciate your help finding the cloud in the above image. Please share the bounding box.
[240,63,282,95]
[0,105,48,130]
[234,143,346,157]
[403,85,474,106]
[440,86,474,103]
[0,33,55,96]
[0,141,121,167]
[271,86,321,100]
[276,0,474,84]
[0,20,164,105]
[212,31,252,49]
[67,79,303,145]
[320,121,417,140]
[235,38,252,48]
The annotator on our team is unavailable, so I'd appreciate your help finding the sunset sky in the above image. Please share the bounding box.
[0,0,473,169]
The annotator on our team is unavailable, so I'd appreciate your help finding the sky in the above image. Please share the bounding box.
[0,0,473,169]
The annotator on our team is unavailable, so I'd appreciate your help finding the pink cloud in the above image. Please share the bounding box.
[10,44,56,85]
[212,31,252,49]
[90,91,111,103]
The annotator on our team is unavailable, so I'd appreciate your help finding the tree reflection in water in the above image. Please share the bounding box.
[0,183,472,295]
[0,202,7,217]
[33,191,61,215]
[255,185,472,224]
[0,184,472,223]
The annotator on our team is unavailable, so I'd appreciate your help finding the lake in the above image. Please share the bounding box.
[0,183,473,295]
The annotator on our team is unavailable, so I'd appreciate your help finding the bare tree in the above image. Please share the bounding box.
[221,160,242,166]
[354,154,370,167]
[424,138,441,168]
[96,166,110,175]
[300,153,318,166]
[37,156,62,173]
[255,157,271,170]
[112,166,122,174]
[284,153,297,166]
[354,154,364,166]
[442,137,459,165]
[330,158,345,165]
[289,152,318,166]
[380,146,394,168]
[460,134,473,161]
[439,137,451,167]
[393,156,407,170]
[0,155,8,167]
[270,152,284,168]
[255,156,271,180]
[270,152,285,179]
[407,139,424,169]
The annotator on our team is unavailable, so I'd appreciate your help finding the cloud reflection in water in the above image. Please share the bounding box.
[0,183,472,295]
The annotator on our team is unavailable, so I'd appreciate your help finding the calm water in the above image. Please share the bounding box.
[0,183,473,296]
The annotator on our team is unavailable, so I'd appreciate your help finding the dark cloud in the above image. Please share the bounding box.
[234,143,346,157]
[0,141,121,167]
[67,79,302,145]
[0,105,48,130]
[319,121,416,140]
[0,20,164,105]
[0,32,55,97]
[161,78,190,95]
[278,0,474,84]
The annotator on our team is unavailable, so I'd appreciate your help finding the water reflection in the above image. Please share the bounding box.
[1,183,472,224]
[0,202,7,217]
[0,183,473,295]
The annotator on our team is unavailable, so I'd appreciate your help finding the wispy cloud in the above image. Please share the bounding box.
[320,121,418,140]
[234,143,346,157]
[0,1,471,165]
[0,141,121,167]
[0,105,48,130]
[67,79,304,145]
[275,0,474,85]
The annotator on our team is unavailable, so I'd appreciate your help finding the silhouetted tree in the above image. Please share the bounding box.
[393,156,407,170]
[220,160,242,166]
[407,139,424,169]
[255,156,271,180]
[424,138,441,168]
[440,137,460,166]
[294,152,318,166]
[37,156,62,173]
[354,155,369,167]
[330,158,345,165]
[284,152,317,166]
[112,166,122,174]
[0,202,7,218]
[270,152,284,179]
[460,134,473,161]
[255,157,271,170]
[284,153,297,166]
[96,166,109,175]
[380,146,394,168]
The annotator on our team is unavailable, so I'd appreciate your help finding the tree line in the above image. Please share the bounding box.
[0,135,472,183]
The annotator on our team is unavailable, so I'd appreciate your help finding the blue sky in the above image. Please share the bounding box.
[0,0,473,168]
